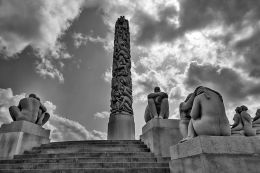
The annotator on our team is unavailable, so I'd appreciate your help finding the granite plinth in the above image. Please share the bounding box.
[140,119,182,157]
[0,121,50,160]
[107,114,135,140]
[170,136,260,173]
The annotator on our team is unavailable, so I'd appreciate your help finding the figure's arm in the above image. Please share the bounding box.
[231,114,239,128]
[180,93,195,111]
[190,96,201,120]
[148,93,160,99]
[40,103,47,113]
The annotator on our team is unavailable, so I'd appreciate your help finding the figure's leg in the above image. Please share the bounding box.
[148,98,158,118]
[179,119,190,138]
[159,98,169,119]
[144,105,152,123]
[9,106,21,121]
[41,113,50,126]
[180,119,197,142]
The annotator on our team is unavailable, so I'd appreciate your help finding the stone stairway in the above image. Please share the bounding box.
[0,140,170,173]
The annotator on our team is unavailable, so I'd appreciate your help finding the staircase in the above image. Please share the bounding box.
[0,140,170,173]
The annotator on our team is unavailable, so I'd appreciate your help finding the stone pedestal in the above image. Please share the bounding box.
[170,136,260,173]
[253,124,260,135]
[107,114,135,140]
[0,121,50,160]
[140,119,182,157]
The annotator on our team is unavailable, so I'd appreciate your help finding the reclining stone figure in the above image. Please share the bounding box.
[144,87,169,123]
[9,93,50,126]
[180,86,231,142]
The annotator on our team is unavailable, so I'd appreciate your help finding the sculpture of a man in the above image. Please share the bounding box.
[9,94,50,126]
[231,106,243,132]
[144,87,169,123]
[180,86,231,142]
[253,109,260,135]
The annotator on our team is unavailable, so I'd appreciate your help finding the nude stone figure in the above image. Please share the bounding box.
[9,94,50,126]
[179,93,194,138]
[231,107,243,132]
[240,105,256,136]
[180,86,231,142]
[253,109,260,135]
[144,87,169,123]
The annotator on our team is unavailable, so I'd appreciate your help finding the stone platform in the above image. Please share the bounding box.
[0,121,50,160]
[0,140,170,173]
[108,114,135,140]
[170,136,260,173]
[140,119,182,157]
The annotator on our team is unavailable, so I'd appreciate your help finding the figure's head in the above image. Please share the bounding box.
[256,109,260,116]
[235,106,242,114]
[185,93,193,102]
[154,87,160,93]
[29,93,40,101]
[240,105,248,111]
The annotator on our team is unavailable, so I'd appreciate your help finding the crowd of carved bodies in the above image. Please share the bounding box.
[9,94,50,126]
[110,16,133,116]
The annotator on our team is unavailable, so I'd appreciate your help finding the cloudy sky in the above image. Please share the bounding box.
[0,0,260,141]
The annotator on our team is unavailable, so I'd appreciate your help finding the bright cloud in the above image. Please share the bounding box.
[93,111,110,119]
[0,0,85,82]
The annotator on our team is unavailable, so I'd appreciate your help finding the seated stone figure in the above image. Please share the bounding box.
[231,107,243,135]
[179,93,194,138]
[9,94,50,126]
[144,87,169,123]
[180,86,231,142]
[253,109,260,135]
[231,105,256,136]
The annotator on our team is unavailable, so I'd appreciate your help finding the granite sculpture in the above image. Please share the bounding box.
[253,109,260,135]
[107,16,135,139]
[144,87,169,123]
[179,93,194,138]
[180,86,231,142]
[231,105,256,136]
[9,94,50,126]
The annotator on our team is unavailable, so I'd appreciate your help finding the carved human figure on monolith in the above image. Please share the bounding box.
[144,87,169,123]
[9,94,50,126]
[179,93,194,138]
[180,86,231,142]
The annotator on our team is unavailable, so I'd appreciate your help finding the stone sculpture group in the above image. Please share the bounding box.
[144,85,260,142]
[9,93,50,126]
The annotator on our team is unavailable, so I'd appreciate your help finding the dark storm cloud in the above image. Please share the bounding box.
[133,0,260,45]
[184,62,259,101]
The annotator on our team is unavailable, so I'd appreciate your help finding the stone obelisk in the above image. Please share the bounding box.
[107,16,135,140]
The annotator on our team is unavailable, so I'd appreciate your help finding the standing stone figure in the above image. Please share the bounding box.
[144,87,169,123]
[9,93,50,126]
[180,86,231,142]
[107,16,135,140]
[232,105,256,136]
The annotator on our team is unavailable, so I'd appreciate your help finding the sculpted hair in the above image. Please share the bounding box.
[195,86,223,103]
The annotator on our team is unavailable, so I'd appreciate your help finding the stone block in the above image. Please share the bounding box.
[170,136,260,173]
[140,119,182,157]
[107,114,135,140]
[0,121,50,160]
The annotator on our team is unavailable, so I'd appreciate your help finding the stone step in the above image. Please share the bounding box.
[0,167,170,173]
[0,157,165,164]
[27,147,149,154]
[38,144,147,149]
[14,152,154,159]
[0,162,169,169]
[47,140,144,146]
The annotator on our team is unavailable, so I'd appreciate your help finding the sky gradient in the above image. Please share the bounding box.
[0,0,260,141]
